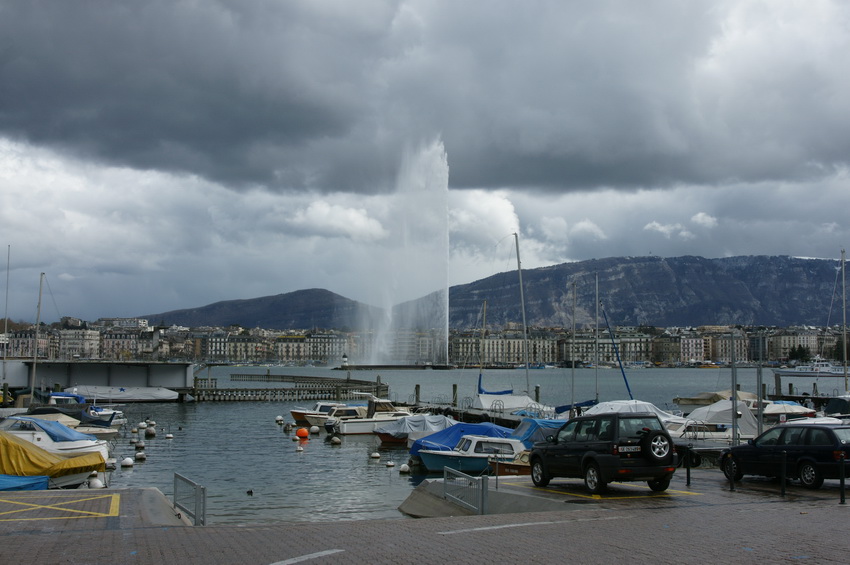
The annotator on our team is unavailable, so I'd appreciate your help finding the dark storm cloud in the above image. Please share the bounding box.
[4,1,847,195]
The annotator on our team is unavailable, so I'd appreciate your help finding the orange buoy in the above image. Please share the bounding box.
[295,427,309,439]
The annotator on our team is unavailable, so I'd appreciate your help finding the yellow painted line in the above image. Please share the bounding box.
[0,493,120,522]
[498,480,703,500]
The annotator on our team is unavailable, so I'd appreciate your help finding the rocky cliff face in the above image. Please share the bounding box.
[448,255,842,329]
[146,255,843,330]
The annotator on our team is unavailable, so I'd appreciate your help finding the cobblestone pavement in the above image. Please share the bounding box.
[1,470,848,564]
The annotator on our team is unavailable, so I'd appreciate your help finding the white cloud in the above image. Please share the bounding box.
[691,212,718,228]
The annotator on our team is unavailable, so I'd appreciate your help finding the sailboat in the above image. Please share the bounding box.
[470,233,553,418]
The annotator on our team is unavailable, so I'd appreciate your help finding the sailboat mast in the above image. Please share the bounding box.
[513,232,531,393]
[570,280,576,412]
[2,245,9,389]
[595,272,599,402]
[842,249,847,393]
[30,272,44,402]
[479,300,487,371]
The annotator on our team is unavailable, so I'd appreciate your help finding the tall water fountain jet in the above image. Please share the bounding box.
[364,140,449,365]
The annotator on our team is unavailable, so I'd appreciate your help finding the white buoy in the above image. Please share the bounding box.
[135,451,147,460]
[144,427,156,437]
[121,457,134,467]
[309,425,320,434]
[147,420,156,427]
[370,452,381,459]
[330,436,342,445]
[130,428,138,434]
[399,464,411,474]
[88,478,105,489]
[129,438,138,444]
[295,445,304,452]
[135,441,145,450]
[138,422,148,429]
[165,433,174,439]
[386,461,395,468]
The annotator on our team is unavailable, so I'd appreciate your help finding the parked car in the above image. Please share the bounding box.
[528,412,678,493]
[720,422,850,489]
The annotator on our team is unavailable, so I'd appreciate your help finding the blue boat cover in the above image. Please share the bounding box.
[0,474,49,491]
[409,422,512,456]
[7,416,98,442]
[508,418,565,448]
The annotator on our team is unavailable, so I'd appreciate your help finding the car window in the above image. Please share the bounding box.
[618,417,662,439]
[597,417,614,441]
[557,421,578,443]
[780,427,804,446]
[755,427,783,446]
[806,428,833,446]
[834,428,850,443]
[575,419,597,442]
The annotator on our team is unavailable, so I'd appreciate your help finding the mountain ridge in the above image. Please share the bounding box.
[142,255,843,330]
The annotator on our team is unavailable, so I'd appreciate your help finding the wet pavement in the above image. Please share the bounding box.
[1,469,848,564]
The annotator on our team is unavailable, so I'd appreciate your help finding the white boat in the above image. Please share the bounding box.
[772,357,848,378]
[290,401,350,425]
[0,416,111,461]
[664,399,759,442]
[329,397,413,435]
[417,434,528,473]
[24,413,120,441]
[0,431,106,490]
[65,385,179,403]
[672,389,760,416]
[309,405,369,428]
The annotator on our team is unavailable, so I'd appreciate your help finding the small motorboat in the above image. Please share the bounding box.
[416,434,528,473]
[0,431,106,489]
[0,416,111,461]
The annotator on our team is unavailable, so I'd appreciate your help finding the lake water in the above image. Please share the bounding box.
[102,364,817,525]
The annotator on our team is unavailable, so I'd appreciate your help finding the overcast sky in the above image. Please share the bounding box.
[2,1,849,324]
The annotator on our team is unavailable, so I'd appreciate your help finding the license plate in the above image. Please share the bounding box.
[620,445,641,453]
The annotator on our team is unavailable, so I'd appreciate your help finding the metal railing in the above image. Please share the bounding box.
[443,467,488,515]
[173,473,207,526]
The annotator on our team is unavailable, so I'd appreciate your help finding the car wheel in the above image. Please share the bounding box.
[647,476,671,492]
[722,454,743,482]
[642,431,672,463]
[530,459,550,487]
[584,462,607,494]
[798,462,824,489]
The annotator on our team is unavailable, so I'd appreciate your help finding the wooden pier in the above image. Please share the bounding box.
[191,374,390,402]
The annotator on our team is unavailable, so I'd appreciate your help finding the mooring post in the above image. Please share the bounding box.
[452,384,458,407]
[535,385,540,403]
[414,384,421,405]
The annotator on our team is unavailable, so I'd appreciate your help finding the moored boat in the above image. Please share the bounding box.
[329,396,414,435]
[0,416,111,461]
[417,434,528,473]
[0,431,106,489]
[772,357,848,378]
[373,414,457,446]
[290,401,350,426]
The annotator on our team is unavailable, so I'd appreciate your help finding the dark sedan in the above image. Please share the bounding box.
[721,423,850,489]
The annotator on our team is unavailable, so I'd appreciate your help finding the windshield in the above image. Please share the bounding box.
[618,417,663,439]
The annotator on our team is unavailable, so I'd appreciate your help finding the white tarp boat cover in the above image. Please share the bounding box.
[685,399,759,437]
[373,415,457,439]
[584,399,688,426]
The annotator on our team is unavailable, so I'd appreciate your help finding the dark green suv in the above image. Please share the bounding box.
[529,412,678,493]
